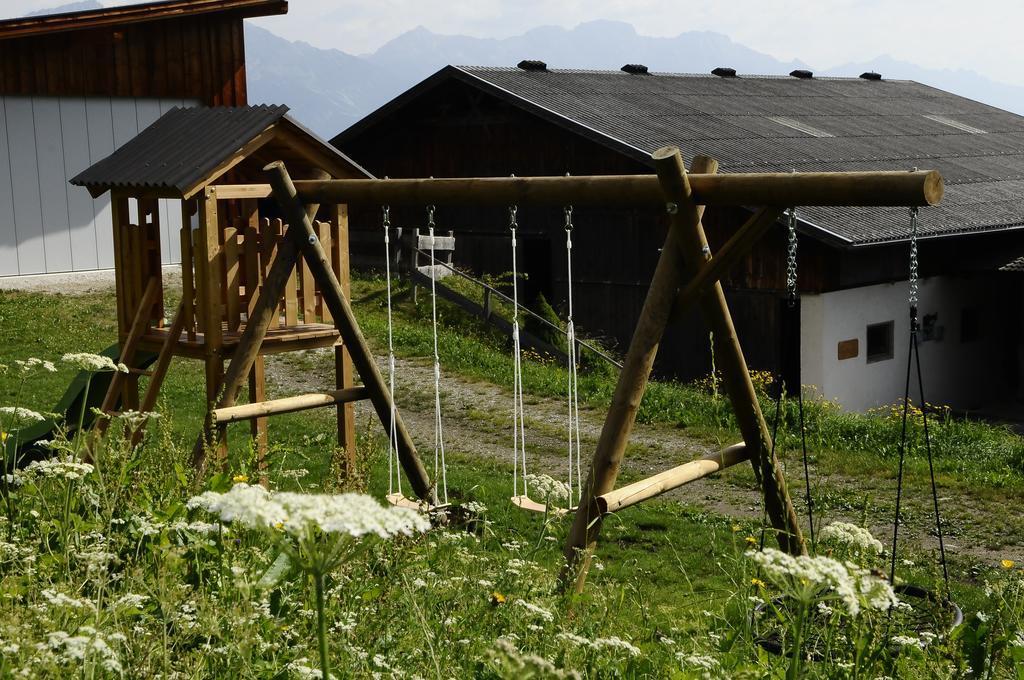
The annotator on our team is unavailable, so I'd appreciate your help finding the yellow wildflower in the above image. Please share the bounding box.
[232,474,249,483]
[751,578,766,589]
[745,536,758,547]
[1001,559,1015,570]
[491,592,506,606]
[731,524,741,533]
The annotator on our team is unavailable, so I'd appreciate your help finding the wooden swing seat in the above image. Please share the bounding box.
[385,492,448,512]
[511,494,574,517]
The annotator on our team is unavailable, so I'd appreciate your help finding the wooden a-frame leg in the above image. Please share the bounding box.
[561,148,805,594]
[335,344,356,476]
[264,162,435,504]
[249,355,269,481]
[129,300,188,447]
[560,153,718,593]
[96,277,160,437]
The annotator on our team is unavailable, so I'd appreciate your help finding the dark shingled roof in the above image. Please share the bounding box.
[72,105,368,196]
[337,65,1024,247]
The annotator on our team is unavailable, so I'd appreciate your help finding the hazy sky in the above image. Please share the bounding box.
[6,0,1024,86]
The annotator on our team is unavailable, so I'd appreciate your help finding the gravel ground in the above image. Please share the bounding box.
[0,266,180,295]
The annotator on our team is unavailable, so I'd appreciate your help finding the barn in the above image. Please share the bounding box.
[331,63,1024,412]
[0,0,288,277]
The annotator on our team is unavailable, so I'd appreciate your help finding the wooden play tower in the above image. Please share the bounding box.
[72,105,370,470]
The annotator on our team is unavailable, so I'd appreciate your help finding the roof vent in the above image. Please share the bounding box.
[859,71,882,81]
[711,67,737,78]
[517,59,547,71]
[621,64,649,75]
[789,69,813,79]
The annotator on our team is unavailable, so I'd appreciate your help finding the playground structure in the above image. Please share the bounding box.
[69,106,369,471]
[250,150,941,592]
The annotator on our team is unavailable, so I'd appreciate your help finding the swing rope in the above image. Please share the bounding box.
[509,205,530,500]
[889,205,950,599]
[382,205,402,498]
[564,205,583,506]
[427,205,448,505]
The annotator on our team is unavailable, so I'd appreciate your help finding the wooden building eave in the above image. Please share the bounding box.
[0,0,288,41]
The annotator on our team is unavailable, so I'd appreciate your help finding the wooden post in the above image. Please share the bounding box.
[264,162,434,502]
[198,188,226,465]
[248,355,268,475]
[560,154,719,593]
[333,203,357,473]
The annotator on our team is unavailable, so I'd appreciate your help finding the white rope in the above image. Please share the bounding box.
[564,206,582,507]
[509,205,530,499]
[427,206,448,504]
[382,206,401,497]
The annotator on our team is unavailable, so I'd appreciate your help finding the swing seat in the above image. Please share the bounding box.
[511,494,574,517]
[386,492,449,513]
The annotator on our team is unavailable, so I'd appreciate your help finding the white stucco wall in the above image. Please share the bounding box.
[0,95,199,276]
[801,275,999,412]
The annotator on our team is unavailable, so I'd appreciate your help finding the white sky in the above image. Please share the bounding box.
[6,0,1024,86]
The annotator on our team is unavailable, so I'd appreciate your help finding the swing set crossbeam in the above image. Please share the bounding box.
[291,170,941,208]
[596,443,748,514]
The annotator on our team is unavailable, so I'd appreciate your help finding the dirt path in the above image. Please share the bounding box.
[267,348,1024,566]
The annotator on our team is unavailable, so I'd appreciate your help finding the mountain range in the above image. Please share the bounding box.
[21,4,1024,140]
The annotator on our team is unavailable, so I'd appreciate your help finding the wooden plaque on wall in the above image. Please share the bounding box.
[837,338,859,360]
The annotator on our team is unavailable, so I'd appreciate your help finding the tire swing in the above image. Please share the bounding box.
[752,205,961,660]
[508,204,579,515]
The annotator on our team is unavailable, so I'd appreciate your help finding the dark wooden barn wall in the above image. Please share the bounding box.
[337,78,832,384]
[0,14,247,105]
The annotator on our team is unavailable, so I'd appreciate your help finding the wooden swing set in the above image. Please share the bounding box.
[241,147,941,592]
[85,130,940,591]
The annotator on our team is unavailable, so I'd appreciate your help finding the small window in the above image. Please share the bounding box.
[961,307,981,343]
[866,321,894,363]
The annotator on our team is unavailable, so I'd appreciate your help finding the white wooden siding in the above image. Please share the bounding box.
[0,95,199,276]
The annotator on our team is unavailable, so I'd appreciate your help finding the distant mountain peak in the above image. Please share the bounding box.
[25,1,102,17]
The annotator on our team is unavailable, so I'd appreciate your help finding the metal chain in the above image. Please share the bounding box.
[908,206,920,310]
[786,207,798,308]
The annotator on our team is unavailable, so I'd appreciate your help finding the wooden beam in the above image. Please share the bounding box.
[212,387,369,424]
[560,155,719,595]
[291,170,943,208]
[182,127,278,200]
[333,204,356,469]
[670,207,786,322]
[597,443,748,514]
[131,299,188,446]
[264,161,436,503]
[97,277,160,427]
[210,184,273,200]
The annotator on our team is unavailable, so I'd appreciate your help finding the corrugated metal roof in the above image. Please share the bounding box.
[340,65,1024,246]
[71,104,366,196]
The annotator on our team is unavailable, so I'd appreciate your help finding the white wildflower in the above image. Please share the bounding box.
[23,456,94,480]
[14,357,57,373]
[819,522,884,555]
[676,652,719,670]
[747,548,897,617]
[40,589,95,610]
[0,406,45,423]
[113,593,149,609]
[287,658,327,679]
[524,474,571,505]
[47,628,122,673]
[462,501,487,514]
[514,600,555,622]
[591,636,641,657]
[977,611,989,623]
[892,634,924,648]
[189,484,430,539]
[61,353,128,373]
[1011,631,1024,648]
[556,632,590,647]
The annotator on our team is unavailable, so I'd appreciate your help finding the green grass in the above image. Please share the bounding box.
[1,281,1023,677]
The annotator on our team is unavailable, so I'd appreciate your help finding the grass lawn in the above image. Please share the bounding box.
[1,280,1022,677]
